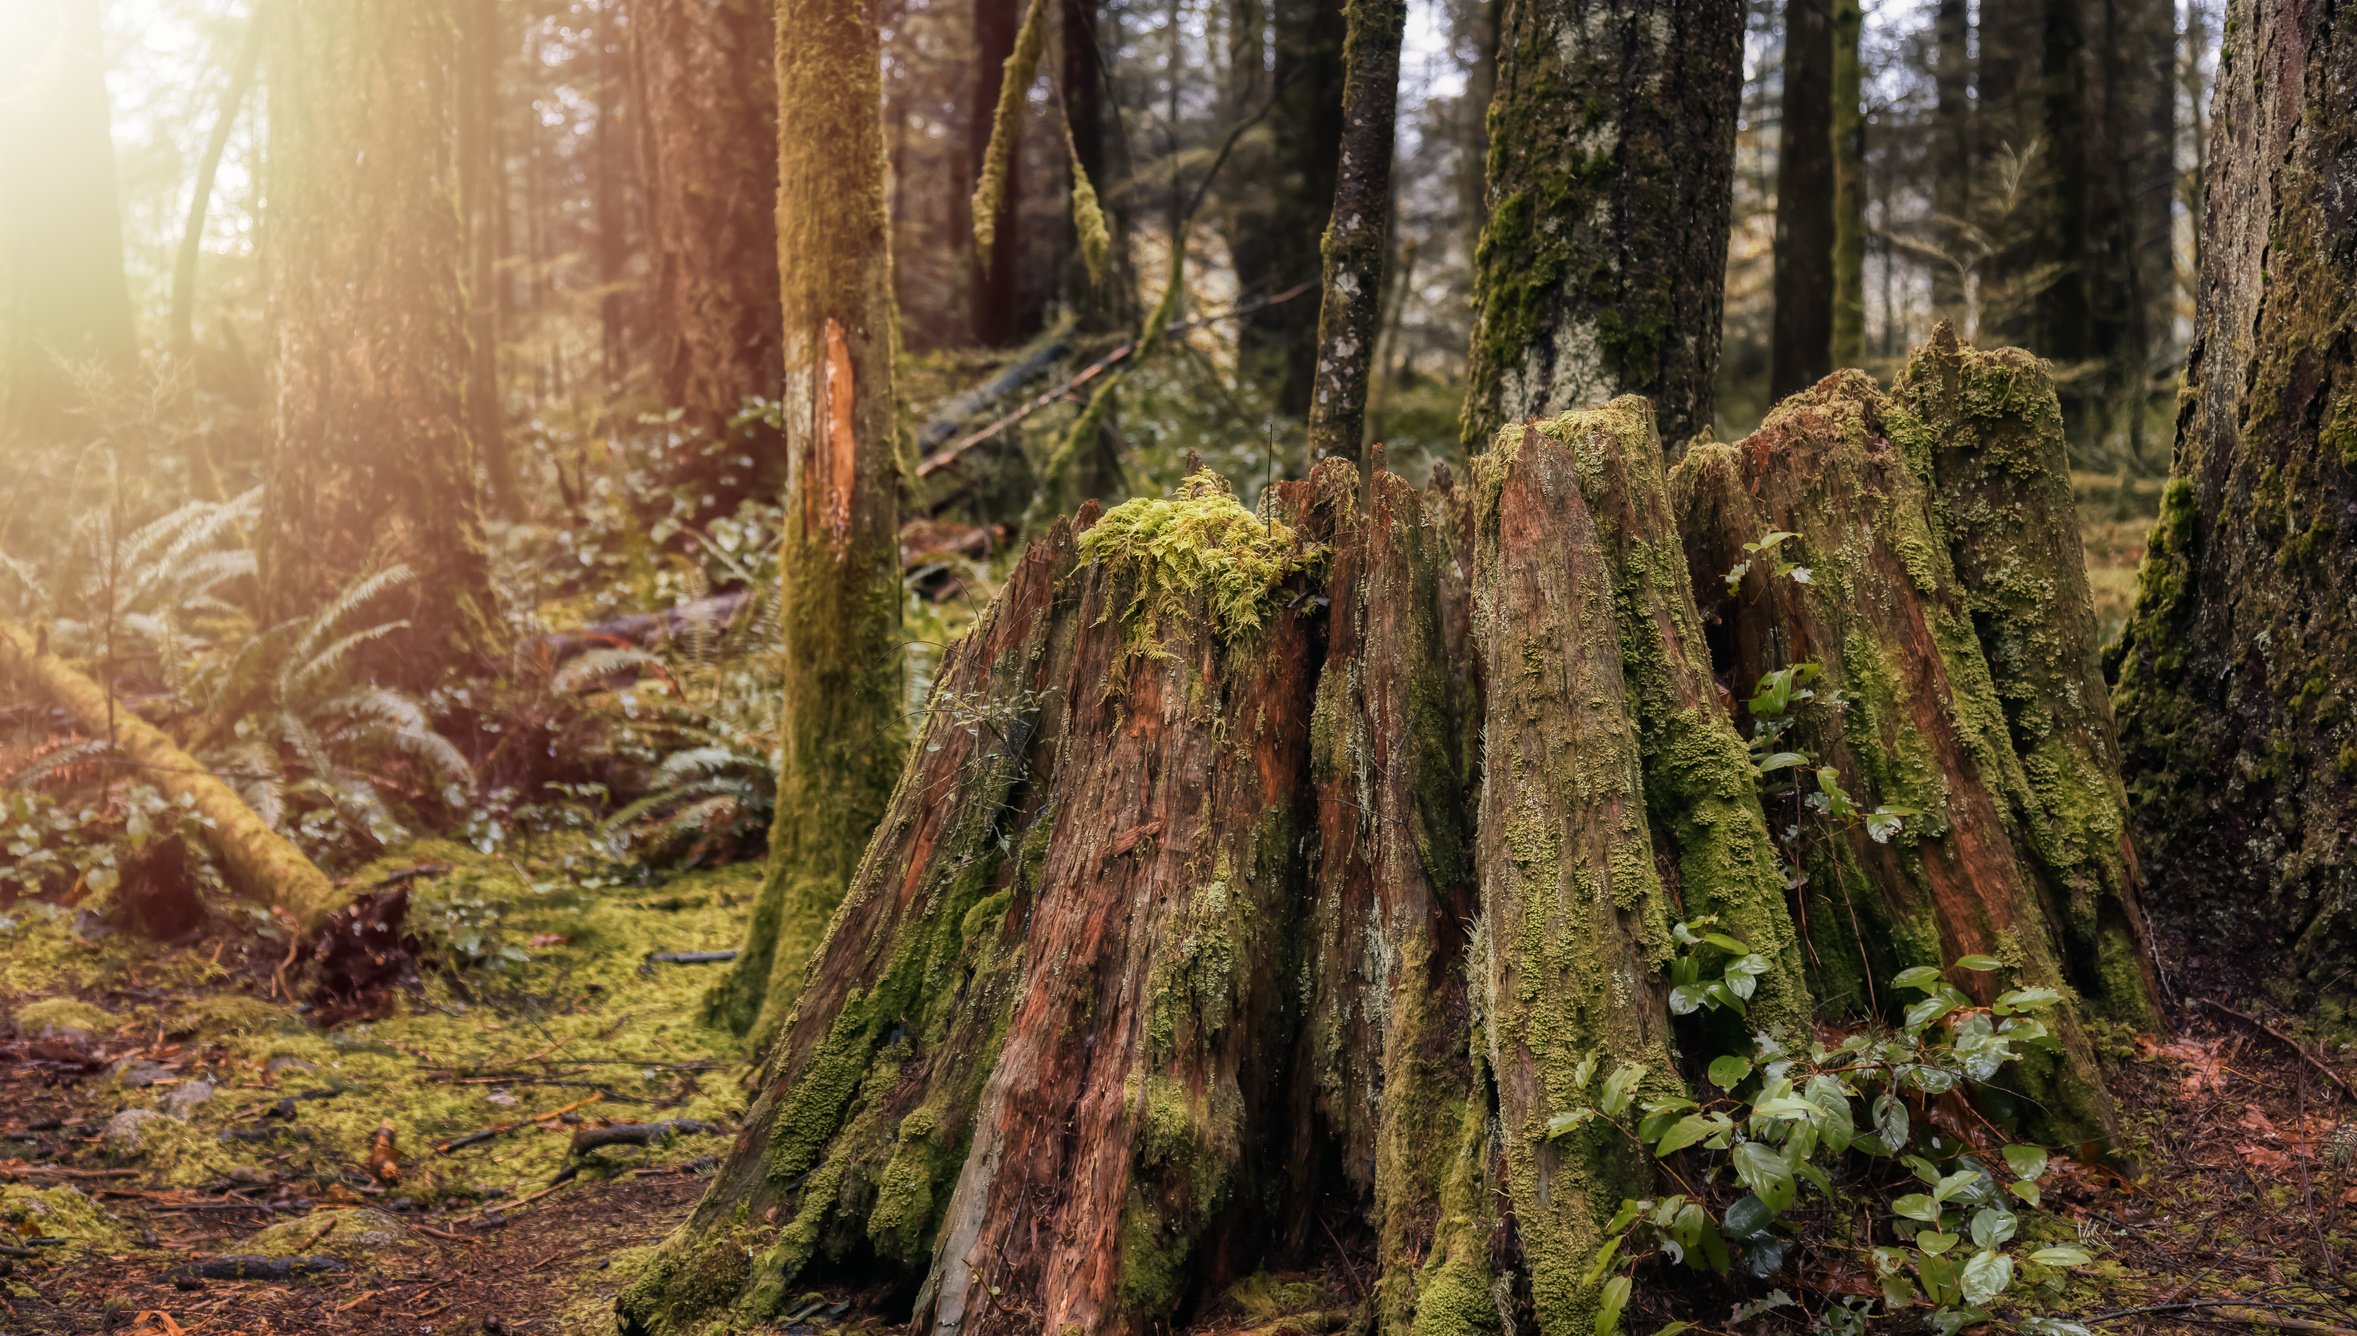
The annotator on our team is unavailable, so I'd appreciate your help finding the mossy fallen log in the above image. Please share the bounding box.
[621,345,2144,1334]
[0,616,343,925]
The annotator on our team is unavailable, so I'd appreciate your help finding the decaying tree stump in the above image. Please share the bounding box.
[618,339,2153,1335]
[1673,354,2153,1144]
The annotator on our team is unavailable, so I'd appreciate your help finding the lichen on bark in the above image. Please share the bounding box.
[1672,370,2124,1143]
[2109,0,2357,989]
[1461,0,1744,453]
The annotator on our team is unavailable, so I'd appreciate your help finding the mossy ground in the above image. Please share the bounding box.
[0,832,758,1320]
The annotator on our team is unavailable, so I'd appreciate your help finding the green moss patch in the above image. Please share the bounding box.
[1078,469,1319,645]
[10,996,111,1038]
[241,1207,423,1263]
[0,1184,129,1252]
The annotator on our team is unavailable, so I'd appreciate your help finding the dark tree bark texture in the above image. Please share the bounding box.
[1462,0,1743,452]
[631,0,787,520]
[1303,0,1406,463]
[1771,0,1835,398]
[2111,0,2357,987]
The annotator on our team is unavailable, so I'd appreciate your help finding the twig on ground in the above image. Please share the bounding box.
[567,1118,722,1157]
[433,1093,603,1154]
[2198,998,2357,1102]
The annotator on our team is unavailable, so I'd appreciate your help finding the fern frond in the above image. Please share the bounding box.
[283,620,410,703]
[288,564,413,669]
[552,645,671,695]
[6,738,118,789]
[651,745,758,786]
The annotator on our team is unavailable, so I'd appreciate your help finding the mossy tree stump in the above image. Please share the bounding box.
[1672,351,2155,1144]
[622,343,2150,1335]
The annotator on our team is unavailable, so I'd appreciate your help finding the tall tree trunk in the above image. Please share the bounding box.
[618,331,2142,1335]
[260,0,495,683]
[1,0,138,436]
[1234,0,1346,417]
[631,0,785,520]
[1452,0,1497,242]
[170,5,266,361]
[1062,0,1131,501]
[2101,0,2178,465]
[969,0,1033,345]
[1929,0,1970,319]
[596,0,629,385]
[1303,0,1404,464]
[2111,0,2357,987]
[459,0,513,513]
[1770,0,1834,398]
[1464,0,1743,452]
[703,0,905,1041]
[2032,0,2096,437]
[1828,0,1864,369]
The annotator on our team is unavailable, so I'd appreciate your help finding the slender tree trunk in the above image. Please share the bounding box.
[1303,0,1404,464]
[1930,0,1970,317]
[1452,0,1497,242]
[1061,0,1131,501]
[1231,0,1346,417]
[2111,0,2357,987]
[1,0,138,435]
[1463,0,1743,450]
[459,0,513,513]
[595,0,629,385]
[1770,0,1834,397]
[703,0,906,1041]
[1828,0,1864,369]
[261,0,495,683]
[170,4,266,360]
[631,0,785,520]
[969,0,1032,345]
[2033,0,2096,438]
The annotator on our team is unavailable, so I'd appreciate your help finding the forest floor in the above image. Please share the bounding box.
[5,836,2356,1335]
[7,475,2351,1336]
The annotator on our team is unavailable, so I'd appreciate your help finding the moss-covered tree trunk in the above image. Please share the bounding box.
[626,338,2147,1334]
[2111,0,2357,985]
[1462,0,1743,451]
[1829,0,1865,370]
[630,0,785,521]
[1302,0,1405,464]
[260,0,496,685]
[705,0,907,1041]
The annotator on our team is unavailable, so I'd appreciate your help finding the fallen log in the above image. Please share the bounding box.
[0,617,343,925]
[567,1119,723,1156]
[178,1254,348,1281]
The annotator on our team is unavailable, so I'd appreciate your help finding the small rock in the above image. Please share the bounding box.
[161,1080,216,1119]
[102,1107,170,1152]
[264,1056,315,1077]
[110,1058,173,1089]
